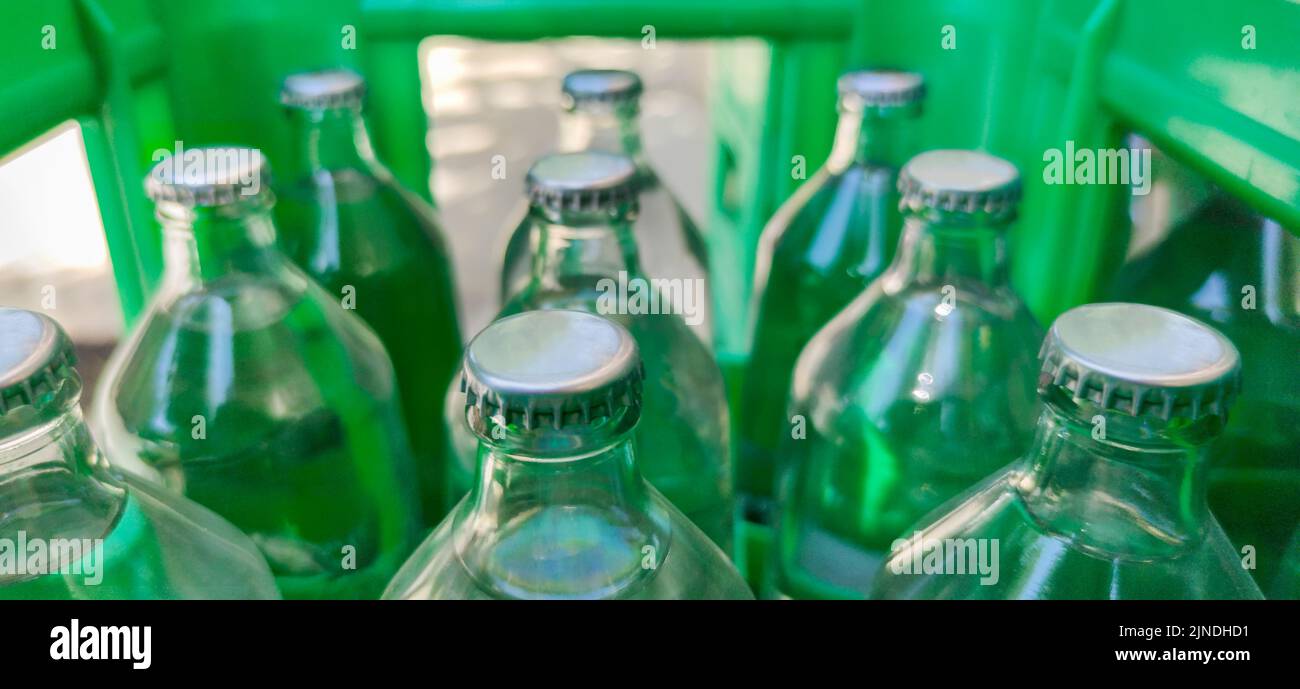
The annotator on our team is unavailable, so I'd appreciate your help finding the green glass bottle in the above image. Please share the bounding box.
[446,152,732,550]
[388,310,750,599]
[92,147,421,599]
[770,150,1042,599]
[870,303,1264,600]
[0,308,278,600]
[274,69,462,523]
[1112,195,1300,594]
[498,69,711,343]
[738,70,924,523]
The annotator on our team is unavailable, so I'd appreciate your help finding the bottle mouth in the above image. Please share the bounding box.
[563,95,640,117]
[561,69,643,113]
[837,98,923,120]
[836,69,926,112]
[0,308,83,439]
[153,191,276,226]
[1037,303,1240,424]
[467,403,640,459]
[1037,386,1226,449]
[899,214,1013,236]
[0,383,81,444]
[525,152,640,217]
[527,199,640,226]
[459,310,645,455]
[900,203,1019,227]
[280,68,366,111]
[145,146,272,209]
[897,149,1022,225]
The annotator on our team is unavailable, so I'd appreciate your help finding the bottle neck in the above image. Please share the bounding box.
[528,209,643,291]
[826,109,915,173]
[466,435,651,523]
[159,200,291,286]
[1261,218,1300,325]
[885,216,1011,288]
[558,106,646,172]
[0,404,122,535]
[458,432,662,597]
[1014,391,1217,560]
[284,107,373,177]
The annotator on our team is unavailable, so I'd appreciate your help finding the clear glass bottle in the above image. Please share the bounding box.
[738,70,924,523]
[770,150,1042,599]
[498,69,711,343]
[92,147,421,599]
[274,69,462,524]
[1112,194,1300,594]
[446,151,732,551]
[389,310,749,599]
[870,303,1264,600]
[1,308,278,599]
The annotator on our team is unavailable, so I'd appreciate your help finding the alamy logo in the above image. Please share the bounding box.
[50,619,152,670]
[0,531,103,585]
[595,271,706,326]
[1043,140,1152,195]
[888,532,1000,585]
[150,142,263,196]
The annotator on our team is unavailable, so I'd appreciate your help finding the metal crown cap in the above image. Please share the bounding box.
[898,149,1022,224]
[525,151,639,214]
[280,68,366,110]
[561,69,643,111]
[0,308,79,417]
[461,310,644,431]
[837,70,925,112]
[145,146,270,207]
[1039,303,1241,421]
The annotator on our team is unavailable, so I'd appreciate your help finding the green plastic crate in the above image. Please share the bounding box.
[3,0,1297,590]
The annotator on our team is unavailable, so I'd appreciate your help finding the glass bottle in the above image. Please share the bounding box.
[274,69,462,523]
[738,70,924,523]
[92,146,421,599]
[1112,194,1300,593]
[388,310,749,599]
[870,303,1264,600]
[770,150,1042,599]
[446,151,731,551]
[498,69,711,343]
[0,308,278,599]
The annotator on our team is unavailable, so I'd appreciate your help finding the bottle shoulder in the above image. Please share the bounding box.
[276,170,454,276]
[870,468,1264,600]
[113,471,281,598]
[384,487,749,600]
[97,279,401,434]
[0,470,280,599]
[791,283,1043,412]
[758,167,894,273]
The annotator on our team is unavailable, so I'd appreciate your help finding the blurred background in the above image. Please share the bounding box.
[0,34,1214,396]
[0,37,720,390]
[0,1,1285,398]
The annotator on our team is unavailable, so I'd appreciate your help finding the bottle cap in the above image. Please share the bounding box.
[145,146,270,207]
[1038,302,1241,421]
[898,149,1022,224]
[525,151,638,215]
[561,69,643,112]
[0,309,79,419]
[837,70,925,113]
[280,68,366,110]
[461,310,643,432]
